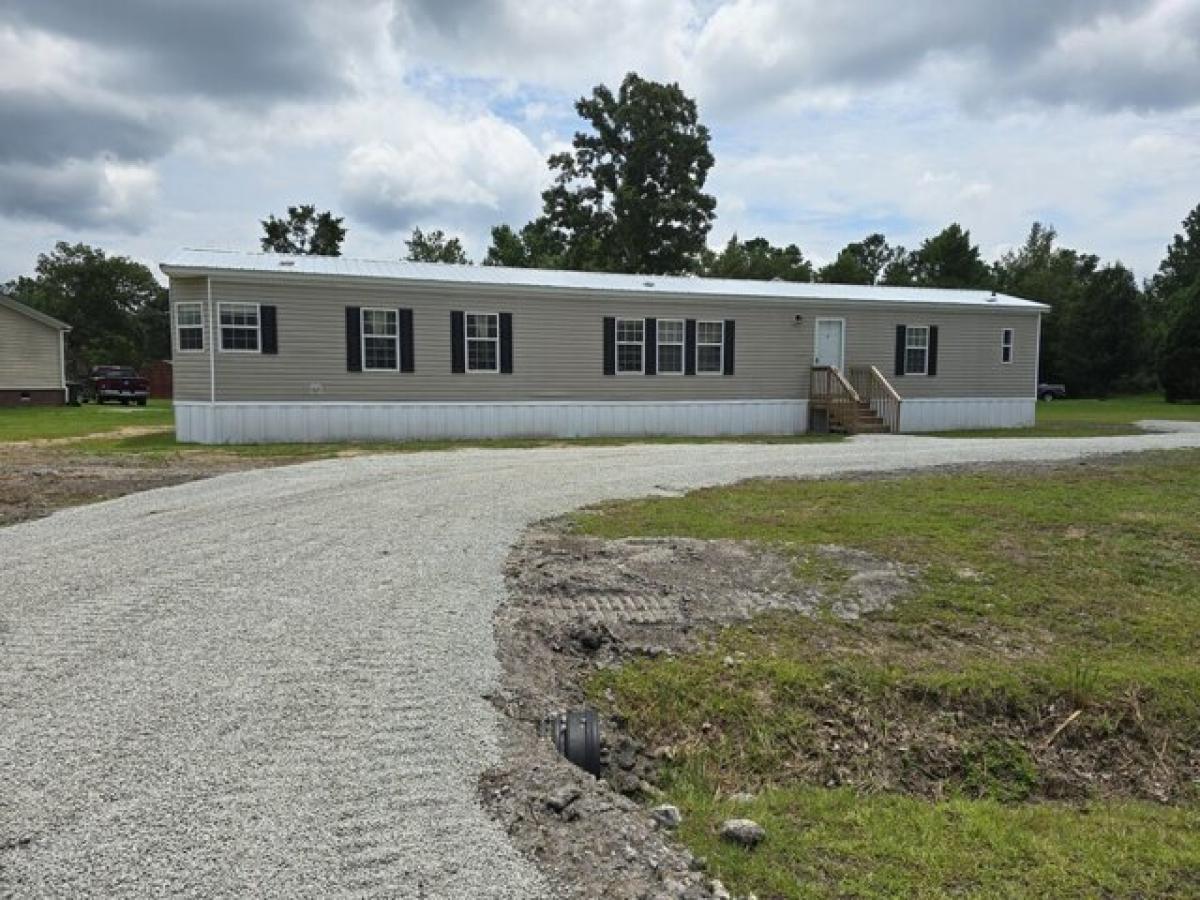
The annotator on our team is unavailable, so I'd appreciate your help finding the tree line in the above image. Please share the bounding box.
[4,73,1198,400]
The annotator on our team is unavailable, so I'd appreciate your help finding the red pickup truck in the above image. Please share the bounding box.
[86,366,149,406]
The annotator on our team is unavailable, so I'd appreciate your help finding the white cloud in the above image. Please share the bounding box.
[0,159,159,231]
[340,112,546,233]
[393,0,695,89]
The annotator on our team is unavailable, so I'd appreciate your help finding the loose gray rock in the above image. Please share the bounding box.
[610,771,642,797]
[545,785,582,813]
[719,818,766,847]
[650,804,682,829]
[710,878,732,900]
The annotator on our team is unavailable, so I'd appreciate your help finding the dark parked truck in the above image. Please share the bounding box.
[1037,382,1067,401]
[86,366,149,405]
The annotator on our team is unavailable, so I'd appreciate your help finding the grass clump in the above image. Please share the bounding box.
[936,393,1200,437]
[0,400,172,442]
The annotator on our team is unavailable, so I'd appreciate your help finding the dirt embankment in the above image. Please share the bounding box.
[484,525,916,900]
[485,512,1199,898]
[0,446,268,528]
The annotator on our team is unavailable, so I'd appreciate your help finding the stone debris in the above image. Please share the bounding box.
[650,804,683,829]
[719,819,767,848]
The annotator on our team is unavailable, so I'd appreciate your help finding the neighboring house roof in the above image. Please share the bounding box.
[0,293,71,331]
[160,248,1049,311]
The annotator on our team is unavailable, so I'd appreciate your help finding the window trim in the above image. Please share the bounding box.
[904,324,929,375]
[217,301,261,353]
[175,302,204,353]
[614,316,646,374]
[464,311,500,374]
[360,307,400,372]
[656,318,684,375]
[1001,327,1014,365]
[695,319,725,375]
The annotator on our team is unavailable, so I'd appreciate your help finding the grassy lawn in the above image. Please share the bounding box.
[577,450,1200,898]
[936,394,1200,437]
[0,400,173,442]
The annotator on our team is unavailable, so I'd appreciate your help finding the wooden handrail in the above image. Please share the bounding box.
[847,365,903,434]
[810,365,862,433]
[810,366,860,401]
[869,365,902,403]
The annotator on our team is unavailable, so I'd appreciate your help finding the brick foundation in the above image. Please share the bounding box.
[0,389,65,406]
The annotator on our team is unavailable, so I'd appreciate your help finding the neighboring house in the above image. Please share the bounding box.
[160,249,1047,444]
[0,293,70,406]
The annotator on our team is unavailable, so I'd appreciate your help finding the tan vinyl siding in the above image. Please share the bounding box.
[0,303,63,389]
[170,275,1039,403]
[170,278,210,399]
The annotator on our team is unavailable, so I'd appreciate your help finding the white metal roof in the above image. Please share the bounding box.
[159,248,1048,311]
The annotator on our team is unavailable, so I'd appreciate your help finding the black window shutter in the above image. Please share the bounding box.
[894,325,906,377]
[723,319,735,375]
[260,305,278,354]
[927,325,939,377]
[346,306,362,372]
[399,308,414,373]
[450,311,465,374]
[603,317,616,375]
[644,317,657,375]
[684,319,697,376]
[499,312,513,374]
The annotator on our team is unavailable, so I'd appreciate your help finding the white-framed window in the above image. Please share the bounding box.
[1001,327,1014,364]
[218,302,260,352]
[465,312,499,372]
[657,319,684,374]
[696,320,724,374]
[616,318,644,373]
[905,325,929,375]
[362,308,399,371]
[175,302,204,352]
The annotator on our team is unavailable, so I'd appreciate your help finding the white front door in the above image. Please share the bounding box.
[814,318,845,369]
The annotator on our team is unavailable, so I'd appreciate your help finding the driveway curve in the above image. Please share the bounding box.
[3,431,1200,898]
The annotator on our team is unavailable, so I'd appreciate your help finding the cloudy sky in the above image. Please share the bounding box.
[1,0,1197,284]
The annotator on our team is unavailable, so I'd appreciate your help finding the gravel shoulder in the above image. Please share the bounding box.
[3,429,1200,897]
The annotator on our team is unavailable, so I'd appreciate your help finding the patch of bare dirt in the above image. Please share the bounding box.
[9,424,174,448]
[483,526,916,900]
[0,447,269,528]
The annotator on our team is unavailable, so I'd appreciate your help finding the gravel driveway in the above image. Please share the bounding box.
[3,430,1199,898]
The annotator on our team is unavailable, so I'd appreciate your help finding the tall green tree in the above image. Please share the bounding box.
[699,235,813,282]
[5,242,167,377]
[404,228,470,264]
[537,72,716,274]
[1151,203,1200,303]
[818,233,901,285]
[1158,280,1200,402]
[261,204,346,256]
[1058,263,1145,397]
[880,249,917,286]
[1146,203,1200,361]
[911,223,992,289]
[993,223,1098,381]
[483,221,565,268]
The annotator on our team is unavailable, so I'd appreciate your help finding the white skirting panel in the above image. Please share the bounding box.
[899,397,1035,432]
[174,399,810,444]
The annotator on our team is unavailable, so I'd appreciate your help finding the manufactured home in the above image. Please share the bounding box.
[0,293,71,406]
[160,249,1046,444]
